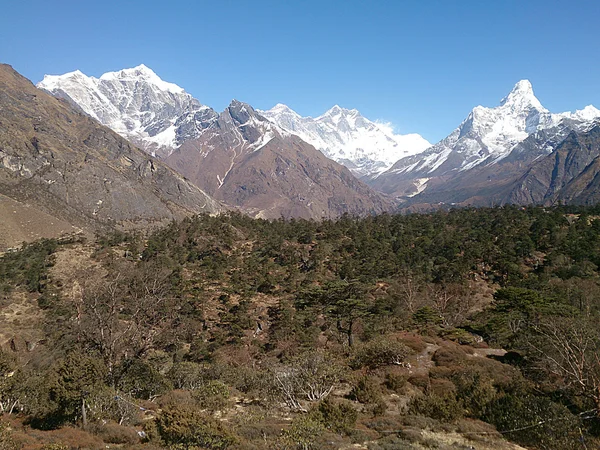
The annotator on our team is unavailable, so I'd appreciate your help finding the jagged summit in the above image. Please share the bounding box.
[500,79,546,112]
[97,64,185,94]
[260,103,431,176]
[38,66,202,156]
[373,80,600,200]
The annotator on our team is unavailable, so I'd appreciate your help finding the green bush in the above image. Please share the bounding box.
[452,370,496,418]
[409,392,463,422]
[192,380,231,412]
[316,398,357,434]
[276,414,324,450]
[348,376,382,404]
[155,406,237,449]
[348,376,387,416]
[483,394,582,449]
[116,360,171,400]
[384,372,407,394]
[412,306,443,327]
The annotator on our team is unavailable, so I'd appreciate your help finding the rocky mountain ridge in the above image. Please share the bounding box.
[37,65,206,157]
[38,66,430,178]
[165,100,393,219]
[0,63,222,245]
[371,80,600,202]
[260,103,431,177]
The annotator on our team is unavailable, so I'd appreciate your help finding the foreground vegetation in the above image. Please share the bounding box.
[3,205,600,449]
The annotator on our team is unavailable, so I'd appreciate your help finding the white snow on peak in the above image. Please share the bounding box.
[98,64,185,94]
[385,80,600,179]
[260,104,431,176]
[37,65,203,155]
[562,105,600,122]
[499,79,546,112]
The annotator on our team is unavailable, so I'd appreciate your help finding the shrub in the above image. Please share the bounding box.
[407,374,430,391]
[351,337,411,369]
[116,359,171,400]
[397,334,427,353]
[412,306,443,326]
[155,406,237,449]
[275,414,324,450]
[384,372,407,394]
[91,422,140,444]
[409,392,463,422]
[452,370,496,418]
[316,398,357,435]
[439,328,482,345]
[431,344,467,367]
[348,376,382,404]
[483,394,582,449]
[348,376,387,416]
[168,361,206,390]
[157,389,195,409]
[42,427,105,449]
[192,380,231,412]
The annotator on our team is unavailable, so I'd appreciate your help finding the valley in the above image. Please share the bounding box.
[2,61,600,450]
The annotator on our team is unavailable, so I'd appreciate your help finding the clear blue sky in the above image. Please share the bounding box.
[1,0,599,142]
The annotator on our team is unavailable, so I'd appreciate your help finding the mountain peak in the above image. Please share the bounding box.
[100,64,156,78]
[500,79,545,111]
[577,105,600,120]
[322,104,360,117]
[262,103,431,176]
[228,99,254,110]
[39,70,89,92]
[270,103,295,113]
[99,65,184,94]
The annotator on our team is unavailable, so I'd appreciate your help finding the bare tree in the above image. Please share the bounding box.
[530,316,600,413]
[273,351,342,411]
[77,264,176,379]
[395,273,424,314]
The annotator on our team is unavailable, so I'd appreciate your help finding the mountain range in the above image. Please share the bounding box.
[1,62,599,245]
[38,66,394,220]
[370,80,600,206]
[38,65,430,178]
[259,103,431,176]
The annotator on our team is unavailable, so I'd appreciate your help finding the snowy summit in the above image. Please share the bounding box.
[260,104,431,177]
[384,79,600,178]
[38,65,202,156]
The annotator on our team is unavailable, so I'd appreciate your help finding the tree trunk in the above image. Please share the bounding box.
[81,397,88,430]
[347,320,354,347]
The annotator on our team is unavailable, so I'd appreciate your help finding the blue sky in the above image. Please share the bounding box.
[1,0,599,142]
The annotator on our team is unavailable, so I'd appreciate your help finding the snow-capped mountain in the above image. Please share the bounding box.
[372,80,600,198]
[37,65,205,156]
[260,104,430,177]
[37,65,392,219]
[164,100,392,219]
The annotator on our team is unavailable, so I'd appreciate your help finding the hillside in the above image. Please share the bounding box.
[0,64,222,248]
[2,206,600,449]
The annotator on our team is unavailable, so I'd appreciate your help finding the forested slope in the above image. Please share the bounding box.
[2,206,600,449]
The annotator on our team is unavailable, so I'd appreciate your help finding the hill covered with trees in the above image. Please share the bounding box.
[2,205,600,449]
